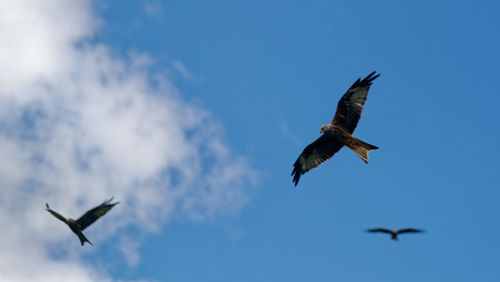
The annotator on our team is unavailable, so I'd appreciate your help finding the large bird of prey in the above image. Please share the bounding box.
[367,228,424,241]
[291,72,380,186]
[45,198,119,246]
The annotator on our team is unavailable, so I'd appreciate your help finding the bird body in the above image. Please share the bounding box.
[46,198,119,246]
[390,231,398,241]
[66,218,93,246]
[292,72,380,186]
[322,124,378,163]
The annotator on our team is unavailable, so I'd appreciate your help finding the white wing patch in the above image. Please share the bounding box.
[300,150,327,172]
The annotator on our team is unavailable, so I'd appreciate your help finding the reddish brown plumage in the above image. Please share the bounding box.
[292,72,380,186]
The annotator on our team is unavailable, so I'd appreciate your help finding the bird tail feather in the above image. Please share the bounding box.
[345,137,378,163]
[77,232,93,246]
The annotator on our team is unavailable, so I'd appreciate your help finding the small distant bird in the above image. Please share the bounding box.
[367,228,424,241]
[291,72,380,186]
[45,198,120,246]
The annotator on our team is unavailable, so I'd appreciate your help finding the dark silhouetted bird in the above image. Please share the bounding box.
[367,228,424,241]
[292,72,380,186]
[45,198,119,246]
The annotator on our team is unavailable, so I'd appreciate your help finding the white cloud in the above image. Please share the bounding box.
[172,60,194,79]
[143,0,163,18]
[0,0,256,281]
[119,235,142,267]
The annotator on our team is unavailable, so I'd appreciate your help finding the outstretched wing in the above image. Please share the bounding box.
[76,198,119,230]
[291,135,343,186]
[397,228,423,234]
[367,228,392,234]
[331,72,380,133]
[45,203,68,224]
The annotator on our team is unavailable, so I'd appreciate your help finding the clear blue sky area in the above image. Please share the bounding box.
[91,1,500,281]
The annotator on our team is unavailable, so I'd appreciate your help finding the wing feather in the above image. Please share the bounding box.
[332,72,380,133]
[291,135,343,186]
[76,198,119,230]
[367,228,392,234]
[45,203,68,224]
[397,228,423,234]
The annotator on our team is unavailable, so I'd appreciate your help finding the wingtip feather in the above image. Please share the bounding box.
[291,161,302,186]
[363,71,380,85]
[103,197,120,207]
[349,71,380,89]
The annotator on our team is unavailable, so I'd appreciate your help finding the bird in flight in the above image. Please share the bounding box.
[291,72,380,186]
[45,198,120,246]
[367,228,424,241]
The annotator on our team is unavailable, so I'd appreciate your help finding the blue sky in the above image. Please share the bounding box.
[94,1,500,281]
[1,0,500,281]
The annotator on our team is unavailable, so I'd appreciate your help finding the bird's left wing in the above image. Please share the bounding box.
[331,72,380,133]
[291,134,343,186]
[397,228,423,234]
[76,198,119,230]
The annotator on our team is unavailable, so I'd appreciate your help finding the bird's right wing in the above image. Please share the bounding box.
[45,203,68,224]
[291,134,343,186]
[76,198,119,230]
[367,228,392,234]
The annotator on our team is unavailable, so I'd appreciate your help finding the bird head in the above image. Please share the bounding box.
[320,124,332,133]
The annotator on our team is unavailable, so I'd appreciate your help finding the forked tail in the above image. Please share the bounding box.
[77,232,93,246]
[345,136,378,163]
